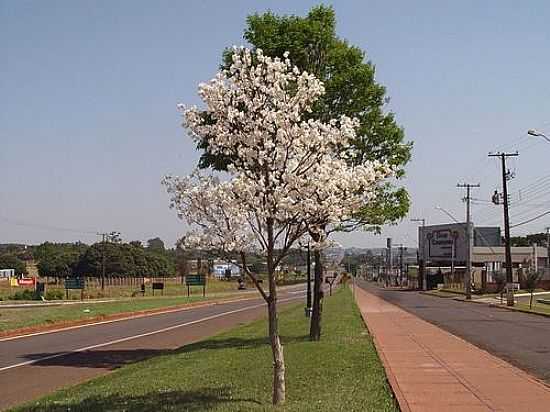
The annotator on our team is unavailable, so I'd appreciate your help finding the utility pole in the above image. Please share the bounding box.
[546,227,550,273]
[489,152,518,306]
[457,183,480,300]
[411,218,426,290]
[399,245,404,285]
[386,238,392,287]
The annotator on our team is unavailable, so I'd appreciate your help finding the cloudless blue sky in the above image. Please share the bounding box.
[2,0,550,248]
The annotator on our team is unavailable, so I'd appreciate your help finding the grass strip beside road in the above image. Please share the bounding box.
[0,294,247,334]
[13,287,397,412]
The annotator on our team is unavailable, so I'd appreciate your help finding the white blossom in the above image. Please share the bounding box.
[164,48,392,253]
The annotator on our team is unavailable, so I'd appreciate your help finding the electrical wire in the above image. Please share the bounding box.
[0,215,98,235]
[510,210,550,228]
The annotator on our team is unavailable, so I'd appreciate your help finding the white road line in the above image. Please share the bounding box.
[0,295,260,343]
[0,295,302,373]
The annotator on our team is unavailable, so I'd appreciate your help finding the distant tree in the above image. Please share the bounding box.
[33,242,88,279]
[510,233,548,247]
[74,242,176,278]
[0,254,27,276]
[147,237,165,252]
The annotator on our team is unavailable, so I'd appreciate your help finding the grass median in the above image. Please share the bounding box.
[0,295,219,333]
[13,286,397,412]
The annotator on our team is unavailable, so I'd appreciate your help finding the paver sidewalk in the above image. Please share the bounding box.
[354,285,550,412]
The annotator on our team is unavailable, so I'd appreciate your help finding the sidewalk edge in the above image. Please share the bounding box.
[353,287,410,412]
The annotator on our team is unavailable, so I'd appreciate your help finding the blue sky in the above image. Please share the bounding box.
[2,0,550,248]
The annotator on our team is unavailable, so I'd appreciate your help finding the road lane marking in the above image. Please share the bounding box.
[0,286,307,343]
[0,295,303,373]
[0,295,262,343]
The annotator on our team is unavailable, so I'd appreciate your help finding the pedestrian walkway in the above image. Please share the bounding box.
[355,285,550,412]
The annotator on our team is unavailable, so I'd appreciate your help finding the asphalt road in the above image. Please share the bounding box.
[0,286,306,411]
[358,280,550,384]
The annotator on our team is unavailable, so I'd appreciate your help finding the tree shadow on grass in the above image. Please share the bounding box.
[22,349,168,370]
[175,334,309,354]
[21,335,309,370]
[22,386,262,412]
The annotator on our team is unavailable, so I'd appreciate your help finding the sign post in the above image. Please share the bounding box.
[64,277,85,300]
[185,275,206,297]
[152,282,164,296]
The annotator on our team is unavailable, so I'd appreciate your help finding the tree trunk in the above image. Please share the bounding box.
[309,249,323,341]
[268,299,285,404]
[530,292,534,309]
[266,218,285,405]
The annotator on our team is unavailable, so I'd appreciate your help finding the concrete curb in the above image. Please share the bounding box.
[461,297,550,319]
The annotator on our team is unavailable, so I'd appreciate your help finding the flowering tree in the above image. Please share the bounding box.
[164,48,391,405]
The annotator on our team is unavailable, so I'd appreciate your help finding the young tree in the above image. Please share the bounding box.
[197,6,411,340]
[164,48,391,404]
[524,269,542,309]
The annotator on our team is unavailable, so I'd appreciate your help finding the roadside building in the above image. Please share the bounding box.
[0,269,15,279]
[417,223,550,290]
[212,262,241,279]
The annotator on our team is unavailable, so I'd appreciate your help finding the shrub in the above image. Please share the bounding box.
[45,289,64,300]
[10,289,37,300]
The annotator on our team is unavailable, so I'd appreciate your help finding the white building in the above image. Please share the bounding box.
[212,263,241,279]
[0,269,15,279]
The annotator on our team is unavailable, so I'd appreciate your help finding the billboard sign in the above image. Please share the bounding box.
[18,277,36,287]
[419,223,470,264]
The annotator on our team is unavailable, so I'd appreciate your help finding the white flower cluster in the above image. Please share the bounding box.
[165,48,392,252]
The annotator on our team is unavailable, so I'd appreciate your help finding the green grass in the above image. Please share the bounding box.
[12,287,397,412]
[0,294,248,333]
[0,278,240,301]
[514,301,550,316]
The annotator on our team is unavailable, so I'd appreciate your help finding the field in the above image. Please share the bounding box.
[0,277,246,301]
[13,286,397,412]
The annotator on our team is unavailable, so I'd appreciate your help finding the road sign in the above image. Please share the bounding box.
[185,275,206,297]
[152,282,164,296]
[64,277,85,300]
[186,275,205,286]
[16,277,36,287]
[64,277,85,290]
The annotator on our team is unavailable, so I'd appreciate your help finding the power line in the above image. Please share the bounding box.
[510,210,550,228]
[0,215,97,235]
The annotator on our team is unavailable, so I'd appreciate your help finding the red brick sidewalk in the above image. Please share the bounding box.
[354,285,550,412]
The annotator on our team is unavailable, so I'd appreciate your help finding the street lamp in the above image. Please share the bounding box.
[528,129,550,143]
